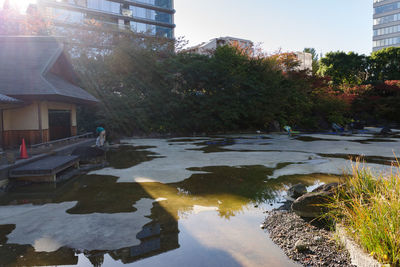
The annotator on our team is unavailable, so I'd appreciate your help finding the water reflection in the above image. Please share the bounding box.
[0,169,338,266]
[106,145,162,169]
[1,133,396,266]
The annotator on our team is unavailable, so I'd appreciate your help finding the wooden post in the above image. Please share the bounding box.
[38,102,43,143]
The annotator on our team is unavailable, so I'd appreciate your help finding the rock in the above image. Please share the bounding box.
[380,126,392,135]
[313,236,323,243]
[264,211,354,266]
[287,184,307,200]
[72,146,105,163]
[294,240,308,252]
[311,182,339,193]
[292,183,339,218]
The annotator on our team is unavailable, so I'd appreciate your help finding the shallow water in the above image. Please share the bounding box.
[0,134,397,266]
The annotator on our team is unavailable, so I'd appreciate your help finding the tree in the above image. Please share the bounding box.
[71,32,349,135]
[0,3,51,35]
[369,47,400,82]
[317,51,369,86]
[303,48,319,75]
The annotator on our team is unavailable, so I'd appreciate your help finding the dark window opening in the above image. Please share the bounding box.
[49,110,71,141]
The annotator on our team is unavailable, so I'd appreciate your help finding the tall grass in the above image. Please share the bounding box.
[329,161,400,266]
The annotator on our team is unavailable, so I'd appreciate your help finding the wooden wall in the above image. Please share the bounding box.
[71,126,77,136]
[2,129,49,148]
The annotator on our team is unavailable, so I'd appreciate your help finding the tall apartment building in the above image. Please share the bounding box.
[34,0,175,39]
[373,0,400,51]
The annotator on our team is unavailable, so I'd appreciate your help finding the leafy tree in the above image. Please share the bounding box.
[369,47,400,82]
[303,47,319,75]
[0,3,51,35]
[318,51,369,86]
[69,32,350,136]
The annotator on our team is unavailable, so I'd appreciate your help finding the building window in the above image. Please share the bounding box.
[130,6,154,20]
[57,0,86,7]
[374,24,400,36]
[130,21,156,35]
[47,7,85,23]
[374,2,400,15]
[155,11,172,23]
[129,6,172,23]
[87,0,121,14]
[156,25,172,38]
[374,12,400,25]
[133,0,172,9]
[373,36,400,47]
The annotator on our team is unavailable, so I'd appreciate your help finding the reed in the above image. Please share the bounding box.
[328,160,400,266]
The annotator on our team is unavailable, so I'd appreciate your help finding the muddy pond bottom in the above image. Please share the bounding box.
[0,134,396,266]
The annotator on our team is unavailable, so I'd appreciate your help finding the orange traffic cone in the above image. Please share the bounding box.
[19,138,29,159]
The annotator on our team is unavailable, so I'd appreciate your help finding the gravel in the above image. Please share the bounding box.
[263,210,355,267]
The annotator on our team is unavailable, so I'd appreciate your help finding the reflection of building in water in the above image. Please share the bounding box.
[110,202,180,263]
[0,178,180,266]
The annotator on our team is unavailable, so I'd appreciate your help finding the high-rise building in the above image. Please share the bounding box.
[34,0,175,39]
[373,0,400,51]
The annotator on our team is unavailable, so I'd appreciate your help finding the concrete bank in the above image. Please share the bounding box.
[336,225,382,267]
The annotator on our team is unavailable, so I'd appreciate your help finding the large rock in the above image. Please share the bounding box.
[311,182,339,193]
[380,126,392,135]
[294,239,309,252]
[287,184,307,201]
[292,183,339,218]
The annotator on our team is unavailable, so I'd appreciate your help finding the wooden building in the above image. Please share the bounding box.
[0,36,98,148]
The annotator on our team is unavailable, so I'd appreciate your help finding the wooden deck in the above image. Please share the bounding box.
[9,155,80,182]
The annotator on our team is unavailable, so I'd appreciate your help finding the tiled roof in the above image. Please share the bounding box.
[0,36,98,104]
[0,93,21,103]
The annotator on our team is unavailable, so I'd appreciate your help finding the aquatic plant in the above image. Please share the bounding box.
[328,160,400,266]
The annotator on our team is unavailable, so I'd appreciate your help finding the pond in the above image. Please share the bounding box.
[0,133,398,266]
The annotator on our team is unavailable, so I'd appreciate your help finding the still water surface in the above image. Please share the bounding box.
[0,134,396,266]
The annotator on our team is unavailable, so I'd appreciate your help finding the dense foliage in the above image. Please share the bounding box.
[318,48,400,85]
[317,47,400,125]
[68,29,400,137]
[318,51,368,86]
[72,37,348,137]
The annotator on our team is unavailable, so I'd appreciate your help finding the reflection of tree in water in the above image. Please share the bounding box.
[168,165,340,219]
[106,145,162,169]
[85,251,104,267]
[0,149,340,266]
[0,164,340,218]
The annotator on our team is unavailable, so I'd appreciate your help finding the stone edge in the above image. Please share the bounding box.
[336,224,382,267]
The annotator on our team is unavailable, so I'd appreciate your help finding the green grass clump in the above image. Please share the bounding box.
[329,161,400,266]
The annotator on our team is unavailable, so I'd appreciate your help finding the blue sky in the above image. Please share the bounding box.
[175,0,373,55]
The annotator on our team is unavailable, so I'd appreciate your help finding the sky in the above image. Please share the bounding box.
[174,0,373,55]
[0,0,36,13]
[1,0,373,55]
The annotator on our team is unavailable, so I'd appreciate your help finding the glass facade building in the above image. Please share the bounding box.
[373,0,400,51]
[36,0,175,39]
